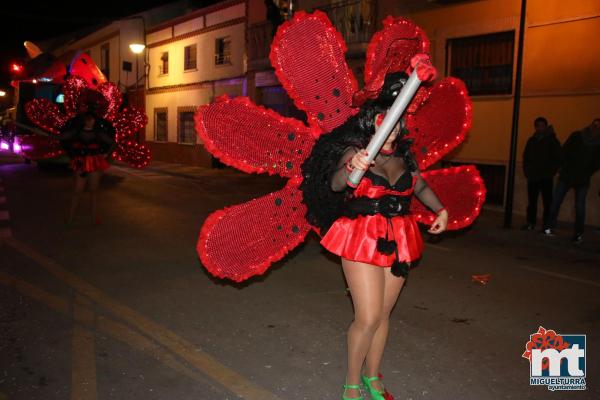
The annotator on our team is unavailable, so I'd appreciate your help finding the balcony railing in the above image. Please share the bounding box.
[247,21,274,64]
[311,0,376,44]
[247,0,375,66]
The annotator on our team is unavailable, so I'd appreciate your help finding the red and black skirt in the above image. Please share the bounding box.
[320,213,423,267]
[70,155,110,173]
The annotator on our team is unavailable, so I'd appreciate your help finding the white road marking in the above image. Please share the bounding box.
[516,264,600,289]
[426,243,453,252]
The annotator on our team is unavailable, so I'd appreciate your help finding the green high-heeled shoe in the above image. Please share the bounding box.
[361,374,387,400]
[342,382,363,400]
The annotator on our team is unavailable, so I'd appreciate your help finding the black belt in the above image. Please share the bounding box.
[341,194,417,278]
[342,195,411,218]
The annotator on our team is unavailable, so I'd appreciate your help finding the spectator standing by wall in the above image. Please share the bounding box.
[522,117,561,230]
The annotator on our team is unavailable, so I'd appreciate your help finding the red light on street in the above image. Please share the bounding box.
[11,63,23,73]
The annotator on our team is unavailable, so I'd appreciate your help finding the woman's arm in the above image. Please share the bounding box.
[329,146,359,192]
[55,128,78,141]
[97,129,117,155]
[413,170,444,212]
[412,170,448,234]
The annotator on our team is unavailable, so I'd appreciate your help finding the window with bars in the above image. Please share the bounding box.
[160,52,169,75]
[215,37,232,65]
[446,31,515,96]
[100,43,110,80]
[178,111,196,144]
[155,109,168,142]
[184,44,197,71]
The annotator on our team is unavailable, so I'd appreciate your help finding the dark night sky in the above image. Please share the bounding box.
[0,0,219,93]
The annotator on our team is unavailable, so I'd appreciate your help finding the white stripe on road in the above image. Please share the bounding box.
[426,243,453,252]
[516,264,600,289]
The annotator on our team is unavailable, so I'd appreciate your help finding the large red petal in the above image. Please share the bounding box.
[198,178,311,282]
[113,140,152,169]
[97,81,123,121]
[270,10,358,135]
[62,76,89,118]
[112,107,148,141]
[24,99,67,134]
[364,16,430,85]
[406,78,472,170]
[195,95,315,178]
[411,165,486,230]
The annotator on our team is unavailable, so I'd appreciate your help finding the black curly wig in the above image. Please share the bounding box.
[299,71,419,234]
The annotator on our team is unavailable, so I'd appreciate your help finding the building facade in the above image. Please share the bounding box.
[50,2,191,97]
[144,0,247,166]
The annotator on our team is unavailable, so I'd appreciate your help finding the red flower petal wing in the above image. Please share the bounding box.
[17,136,65,160]
[24,99,67,134]
[113,140,152,169]
[364,16,430,85]
[198,178,311,282]
[112,107,148,141]
[270,10,358,135]
[62,76,89,118]
[195,95,315,178]
[97,82,123,121]
[406,78,472,170]
[411,166,486,230]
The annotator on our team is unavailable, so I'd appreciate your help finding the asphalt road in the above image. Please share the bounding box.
[0,156,598,400]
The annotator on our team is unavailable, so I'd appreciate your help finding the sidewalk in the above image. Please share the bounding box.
[135,160,245,180]
[448,206,600,257]
[5,153,599,257]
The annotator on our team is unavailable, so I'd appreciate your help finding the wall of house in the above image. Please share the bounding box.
[144,0,247,167]
[147,23,246,89]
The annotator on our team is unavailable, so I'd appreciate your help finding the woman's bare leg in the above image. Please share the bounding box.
[88,171,102,223]
[363,266,407,391]
[67,172,86,224]
[342,258,386,398]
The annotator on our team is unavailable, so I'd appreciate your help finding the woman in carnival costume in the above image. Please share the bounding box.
[58,109,115,225]
[23,76,151,226]
[195,11,485,400]
[300,67,447,399]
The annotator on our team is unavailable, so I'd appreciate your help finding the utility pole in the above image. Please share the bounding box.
[504,0,527,229]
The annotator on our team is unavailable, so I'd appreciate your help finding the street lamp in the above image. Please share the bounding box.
[129,43,145,54]
[0,90,6,97]
[129,43,146,142]
[129,43,145,105]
